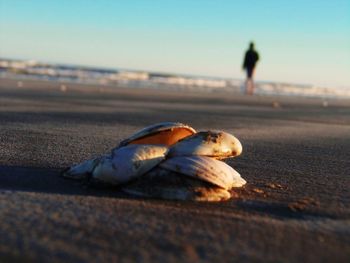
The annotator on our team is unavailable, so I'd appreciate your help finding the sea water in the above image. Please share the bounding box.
[1,59,349,99]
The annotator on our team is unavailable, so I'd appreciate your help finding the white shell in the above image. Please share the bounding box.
[122,166,232,201]
[118,122,196,146]
[92,144,168,185]
[169,130,242,159]
[62,156,101,179]
[159,156,246,189]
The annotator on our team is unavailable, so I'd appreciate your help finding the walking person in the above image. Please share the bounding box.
[242,42,259,95]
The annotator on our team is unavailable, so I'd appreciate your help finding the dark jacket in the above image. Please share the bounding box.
[243,49,259,69]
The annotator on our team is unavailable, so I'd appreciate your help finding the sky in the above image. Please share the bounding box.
[0,0,349,87]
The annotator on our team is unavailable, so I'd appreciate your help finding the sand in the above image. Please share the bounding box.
[0,78,349,262]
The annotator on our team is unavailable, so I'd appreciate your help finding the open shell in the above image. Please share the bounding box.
[168,130,242,159]
[122,167,232,201]
[118,122,196,147]
[159,156,246,190]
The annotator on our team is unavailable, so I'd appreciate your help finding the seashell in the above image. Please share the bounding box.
[159,156,246,190]
[122,167,232,201]
[168,130,242,159]
[61,156,102,180]
[62,122,247,202]
[118,122,196,147]
[92,144,168,185]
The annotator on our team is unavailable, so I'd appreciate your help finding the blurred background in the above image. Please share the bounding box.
[0,0,349,97]
[0,3,350,262]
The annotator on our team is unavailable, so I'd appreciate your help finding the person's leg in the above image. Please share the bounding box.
[245,78,249,95]
[245,79,251,95]
[250,80,255,95]
[246,68,254,95]
[250,68,255,95]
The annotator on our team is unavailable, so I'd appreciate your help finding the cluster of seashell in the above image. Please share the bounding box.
[62,122,246,201]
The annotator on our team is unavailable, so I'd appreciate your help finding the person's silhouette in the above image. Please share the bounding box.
[243,42,259,95]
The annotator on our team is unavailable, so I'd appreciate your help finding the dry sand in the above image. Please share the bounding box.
[0,78,349,262]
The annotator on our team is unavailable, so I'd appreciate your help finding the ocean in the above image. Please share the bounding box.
[1,59,349,100]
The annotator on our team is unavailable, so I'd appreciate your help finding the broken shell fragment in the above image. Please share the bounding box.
[92,144,168,185]
[118,122,196,147]
[61,156,102,180]
[159,156,246,190]
[168,131,242,159]
[122,167,231,201]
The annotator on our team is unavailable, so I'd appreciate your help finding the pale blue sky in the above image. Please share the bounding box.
[0,0,349,87]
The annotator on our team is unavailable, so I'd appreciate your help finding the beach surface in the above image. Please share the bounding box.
[0,78,349,262]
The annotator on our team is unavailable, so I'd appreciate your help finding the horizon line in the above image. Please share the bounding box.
[0,56,344,88]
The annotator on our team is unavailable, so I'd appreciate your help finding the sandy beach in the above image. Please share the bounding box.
[0,78,349,262]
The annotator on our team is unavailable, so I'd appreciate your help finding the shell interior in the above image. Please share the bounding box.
[119,122,196,146]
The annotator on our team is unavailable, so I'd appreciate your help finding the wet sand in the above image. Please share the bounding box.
[0,78,349,262]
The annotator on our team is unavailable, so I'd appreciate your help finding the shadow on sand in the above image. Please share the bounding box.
[0,165,344,221]
[0,165,131,199]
